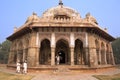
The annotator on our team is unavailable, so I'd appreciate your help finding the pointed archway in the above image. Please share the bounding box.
[74,39,85,65]
[55,39,70,65]
[39,39,51,65]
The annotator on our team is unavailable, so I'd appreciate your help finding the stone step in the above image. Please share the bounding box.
[58,68,69,72]
[57,66,70,72]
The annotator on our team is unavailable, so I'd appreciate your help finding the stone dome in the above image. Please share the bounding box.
[42,4,81,20]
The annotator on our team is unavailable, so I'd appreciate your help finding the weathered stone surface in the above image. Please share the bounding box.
[7,1,115,69]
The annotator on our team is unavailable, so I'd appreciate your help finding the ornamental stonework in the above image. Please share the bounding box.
[7,1,115,71]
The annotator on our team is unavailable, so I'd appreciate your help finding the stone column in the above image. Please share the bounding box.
[99,45,102,65]
[35,47,40,66]
[98,50,101,65]
[27,32,36,67]
[89,47,98,67]
[104,47,107,65]
[51,47,55,66]
[51,33,55,66]
[110,44,115,65]
[35,32,40,66]
[23,49,26,62]
[89,35,98,67]
[27,48,36,67]
[85,33,89,65]
[70,33,75,66]
[110,51,115,65]
[17,51,20,62]
[36,32,39,46]
[70,47,74,66]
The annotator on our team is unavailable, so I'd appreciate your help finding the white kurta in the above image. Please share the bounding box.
[56,56,60,65]
[16,62,20,73]
[23,62,27,73]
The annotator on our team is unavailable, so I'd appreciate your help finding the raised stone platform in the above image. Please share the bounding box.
[7,64,116,73]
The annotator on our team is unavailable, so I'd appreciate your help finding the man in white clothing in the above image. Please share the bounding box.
[23,61,27,74]
[16,62,21,73]
[56,55,60,65]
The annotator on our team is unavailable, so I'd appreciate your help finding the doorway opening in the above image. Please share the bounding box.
[55,39,70,65]
[58,50,65,64]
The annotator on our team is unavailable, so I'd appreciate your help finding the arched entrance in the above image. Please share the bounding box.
[55,39,70,65]
[74,39,85,65]
[39,39,51,65]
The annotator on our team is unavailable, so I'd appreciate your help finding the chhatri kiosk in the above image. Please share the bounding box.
[7,1,115,71]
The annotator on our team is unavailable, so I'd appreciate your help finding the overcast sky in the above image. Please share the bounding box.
[0,0,120,43]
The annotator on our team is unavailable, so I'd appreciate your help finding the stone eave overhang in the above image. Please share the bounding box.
[7,22,32,41]
[7,21,115,42]
[7,27,31,41]
[86,27,115,41]
[31,22,115,41]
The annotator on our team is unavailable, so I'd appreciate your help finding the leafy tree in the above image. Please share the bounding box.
[0,40,11,64]
[112,37,120,64]
[0,43,1,46]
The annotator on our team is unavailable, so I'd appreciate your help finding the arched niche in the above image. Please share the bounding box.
[39,39,51,65]
[74,39,85,65]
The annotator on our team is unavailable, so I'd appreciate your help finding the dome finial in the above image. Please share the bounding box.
[59,0,63,5]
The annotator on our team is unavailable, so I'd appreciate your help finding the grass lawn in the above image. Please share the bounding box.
[93,73,120,80]
[0,71,33,80]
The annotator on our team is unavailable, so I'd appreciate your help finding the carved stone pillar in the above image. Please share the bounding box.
[85,33,89,65]
[98,50,101,65]
[84,47,89,65]
[17,51,20,62]
[70,47,74,66]
[51,47,55,66]
[110,51,115,65]
[36,32,39,46]
[27,32,36,67]
[51,33,55,66]
[70,33,75,66]
[89,36,98,67]
[36,47,40,66]
[23,49,26,62]
[104,49,107,65]
[35,32,40,66]
[27,48,36,67]
[110,44,115,65]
